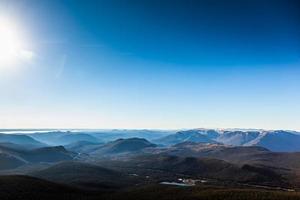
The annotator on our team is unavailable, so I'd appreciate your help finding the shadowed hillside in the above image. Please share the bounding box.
[31,161,142,190]
[0,144,76,169]
[0,175,90,200]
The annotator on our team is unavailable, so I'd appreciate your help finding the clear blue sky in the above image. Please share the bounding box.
[0,0,299,130]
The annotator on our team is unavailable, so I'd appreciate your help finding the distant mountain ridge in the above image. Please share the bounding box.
[28,130,171,145]
[2,128,300,152]
[155,129,300,152]
[28,131,101,145]
[0,133,46,148]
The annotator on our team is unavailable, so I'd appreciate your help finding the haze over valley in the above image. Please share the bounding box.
[1,0,300,199]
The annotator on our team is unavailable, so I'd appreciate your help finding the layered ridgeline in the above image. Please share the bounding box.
[1,129,300,200]
[1,129,300,154]
[28,130,171,145]
[0,133,46,149]
[2,129,297,152]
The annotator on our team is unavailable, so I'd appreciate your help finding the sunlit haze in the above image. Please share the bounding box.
[0,0,299,130]
[0,17,33,69]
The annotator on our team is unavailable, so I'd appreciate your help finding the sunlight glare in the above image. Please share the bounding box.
[0,17,29,69]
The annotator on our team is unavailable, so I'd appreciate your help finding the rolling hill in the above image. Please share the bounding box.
[148,142,300,169]
[29,131,101,145]
[0,175,89,200]
[98,154,287,187]
[64,141,103,153]
[0,133,46,148]
[0,153,26,170]
[31,161,141,190]
[89,138,157,156]
[0,144,76,170]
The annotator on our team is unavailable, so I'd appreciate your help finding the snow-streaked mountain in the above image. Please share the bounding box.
[155,129,300,152]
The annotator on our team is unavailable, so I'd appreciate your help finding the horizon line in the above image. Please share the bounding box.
[0,127,299,132]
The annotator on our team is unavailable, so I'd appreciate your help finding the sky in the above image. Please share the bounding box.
[0,0,299,130]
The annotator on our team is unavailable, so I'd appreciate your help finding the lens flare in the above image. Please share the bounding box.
[0,17,33,69]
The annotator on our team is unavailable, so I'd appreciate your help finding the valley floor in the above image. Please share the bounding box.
[1,175,300,200]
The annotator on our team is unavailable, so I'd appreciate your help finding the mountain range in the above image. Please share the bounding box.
[154,129,300,152]
[1,128,300,200]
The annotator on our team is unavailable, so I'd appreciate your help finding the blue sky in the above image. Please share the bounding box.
[0,0,299,130]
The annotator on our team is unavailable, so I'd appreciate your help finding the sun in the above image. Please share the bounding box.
[0,18,30,68]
